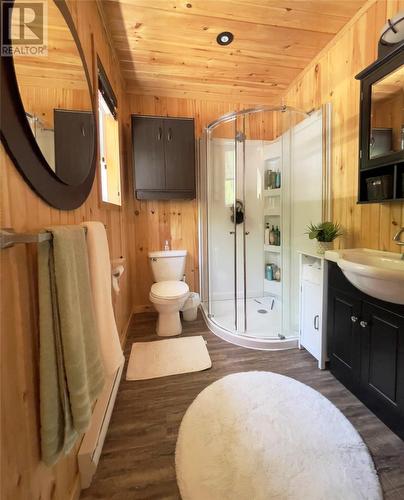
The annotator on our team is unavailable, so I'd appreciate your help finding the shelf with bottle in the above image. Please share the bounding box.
[265,262,281,280]
[264,244,281,253]
[264,187,281,197]
[264,261,281,296]
[265,155,280,162]
[264,279,282,296]
[264,167,281,191]
[264,223,281,247]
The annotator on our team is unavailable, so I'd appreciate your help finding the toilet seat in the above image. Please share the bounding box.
[150,280,189,300]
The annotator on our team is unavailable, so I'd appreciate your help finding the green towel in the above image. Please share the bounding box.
[38,226,105,466]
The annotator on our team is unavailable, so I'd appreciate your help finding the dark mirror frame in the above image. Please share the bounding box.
[356,44,404,171]
[0,0,97,210]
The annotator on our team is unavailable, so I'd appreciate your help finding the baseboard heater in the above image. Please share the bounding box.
[78,361,124,488]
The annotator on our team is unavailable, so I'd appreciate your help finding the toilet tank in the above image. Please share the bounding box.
[149,250,187,282]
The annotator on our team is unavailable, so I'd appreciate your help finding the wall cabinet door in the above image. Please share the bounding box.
[132,117,165,191]
[301,280,322,361]
[164,118,195,192]
[54,110,94,185]
[328,287,362,386]
[359,301,404,433]
[132,116,195,199]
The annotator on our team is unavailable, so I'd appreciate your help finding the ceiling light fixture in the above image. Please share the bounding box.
[378,12,404,58]
[216,32,233,46]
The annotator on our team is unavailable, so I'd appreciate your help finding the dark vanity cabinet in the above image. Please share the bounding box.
[132,116,196,200]
[327,262,404,439]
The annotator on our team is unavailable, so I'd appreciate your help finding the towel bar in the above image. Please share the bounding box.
[0,226,96,250]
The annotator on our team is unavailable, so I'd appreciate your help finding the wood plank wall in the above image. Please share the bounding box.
[0,1,132,499]
[2,0,404,499]
[125,95,277,310]
[284,0,404,253]
[126,96,241,310]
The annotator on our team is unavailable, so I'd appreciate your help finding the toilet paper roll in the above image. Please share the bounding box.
[112,265,125,294]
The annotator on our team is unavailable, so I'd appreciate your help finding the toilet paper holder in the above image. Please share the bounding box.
[111,257,125,294]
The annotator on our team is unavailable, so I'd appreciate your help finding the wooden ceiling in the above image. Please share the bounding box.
[372,65,404,102]
[14,0,88,91]
[101,0,368,104]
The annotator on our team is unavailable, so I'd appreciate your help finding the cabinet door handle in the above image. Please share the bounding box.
[167,128,172,141]
[157,127,162,140]
[314,315,319,330]
[360,320,368,328]
[351,315,358,323]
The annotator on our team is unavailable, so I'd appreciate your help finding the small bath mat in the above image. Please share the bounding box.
[126,336,212,381]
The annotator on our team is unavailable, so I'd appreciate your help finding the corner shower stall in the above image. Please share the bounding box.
[199,105,330,349]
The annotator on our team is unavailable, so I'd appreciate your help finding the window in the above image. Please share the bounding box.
[98,60,121,206]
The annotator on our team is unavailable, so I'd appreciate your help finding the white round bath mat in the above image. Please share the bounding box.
[175,371,382,500]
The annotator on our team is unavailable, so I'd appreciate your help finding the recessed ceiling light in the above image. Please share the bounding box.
[217,32,234,46]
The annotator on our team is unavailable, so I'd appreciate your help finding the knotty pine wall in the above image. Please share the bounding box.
[124,95,277,310]
[284,0,404,253]
[2,0,404,498]
[0,1,133,499]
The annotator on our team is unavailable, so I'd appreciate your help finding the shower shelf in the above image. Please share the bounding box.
[264,210,280,216]
[264,245,281,253]
[264,279,281,296]
[264,188,281,197]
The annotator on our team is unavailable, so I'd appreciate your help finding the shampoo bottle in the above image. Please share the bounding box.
[265,170,272,189]
[269,225,276,245]
[275,170,281,189]
[275,226,280,246]
[264,223,270,245]
[265,264,273,281]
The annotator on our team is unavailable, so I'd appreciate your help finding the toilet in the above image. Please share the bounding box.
[148,250,189,336]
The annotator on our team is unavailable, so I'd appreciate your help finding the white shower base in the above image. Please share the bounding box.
[201,296,298,351]
[210,297,283,339]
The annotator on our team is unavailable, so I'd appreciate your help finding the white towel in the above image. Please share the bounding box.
[82,221,124,375]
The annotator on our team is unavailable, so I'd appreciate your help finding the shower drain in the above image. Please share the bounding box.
[257,309,268,314]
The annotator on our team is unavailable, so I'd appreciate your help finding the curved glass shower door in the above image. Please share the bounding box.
[200,105,320,346]
[206,116,237,331]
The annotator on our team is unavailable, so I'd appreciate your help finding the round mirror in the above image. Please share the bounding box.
[13,0,94,186]
[0,0,96,209]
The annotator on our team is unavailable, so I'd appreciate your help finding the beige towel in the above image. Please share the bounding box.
[38,226,105,466]
[82,221,124,375]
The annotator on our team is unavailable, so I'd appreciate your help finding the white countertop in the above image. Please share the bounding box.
[297,250,326,260]
[324,250,340,263]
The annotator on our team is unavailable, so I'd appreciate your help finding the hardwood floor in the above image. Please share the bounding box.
[81,312,404,500]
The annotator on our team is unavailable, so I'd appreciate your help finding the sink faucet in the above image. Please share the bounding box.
[393,227,404,259]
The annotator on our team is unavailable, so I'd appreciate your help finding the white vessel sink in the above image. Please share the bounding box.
[325,248,404,305]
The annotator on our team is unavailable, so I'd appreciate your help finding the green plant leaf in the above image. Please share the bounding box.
[305,221,342,242]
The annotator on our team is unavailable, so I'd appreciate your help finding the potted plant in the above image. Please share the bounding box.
[306,221,343,254]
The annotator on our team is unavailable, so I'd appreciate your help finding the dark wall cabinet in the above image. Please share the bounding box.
[132,116,196,200]
[54,109,94,186]
[327,262,404,439]
[355,44,404,203]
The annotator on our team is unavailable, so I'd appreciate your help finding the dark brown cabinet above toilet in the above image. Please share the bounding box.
[132,115,196,200]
